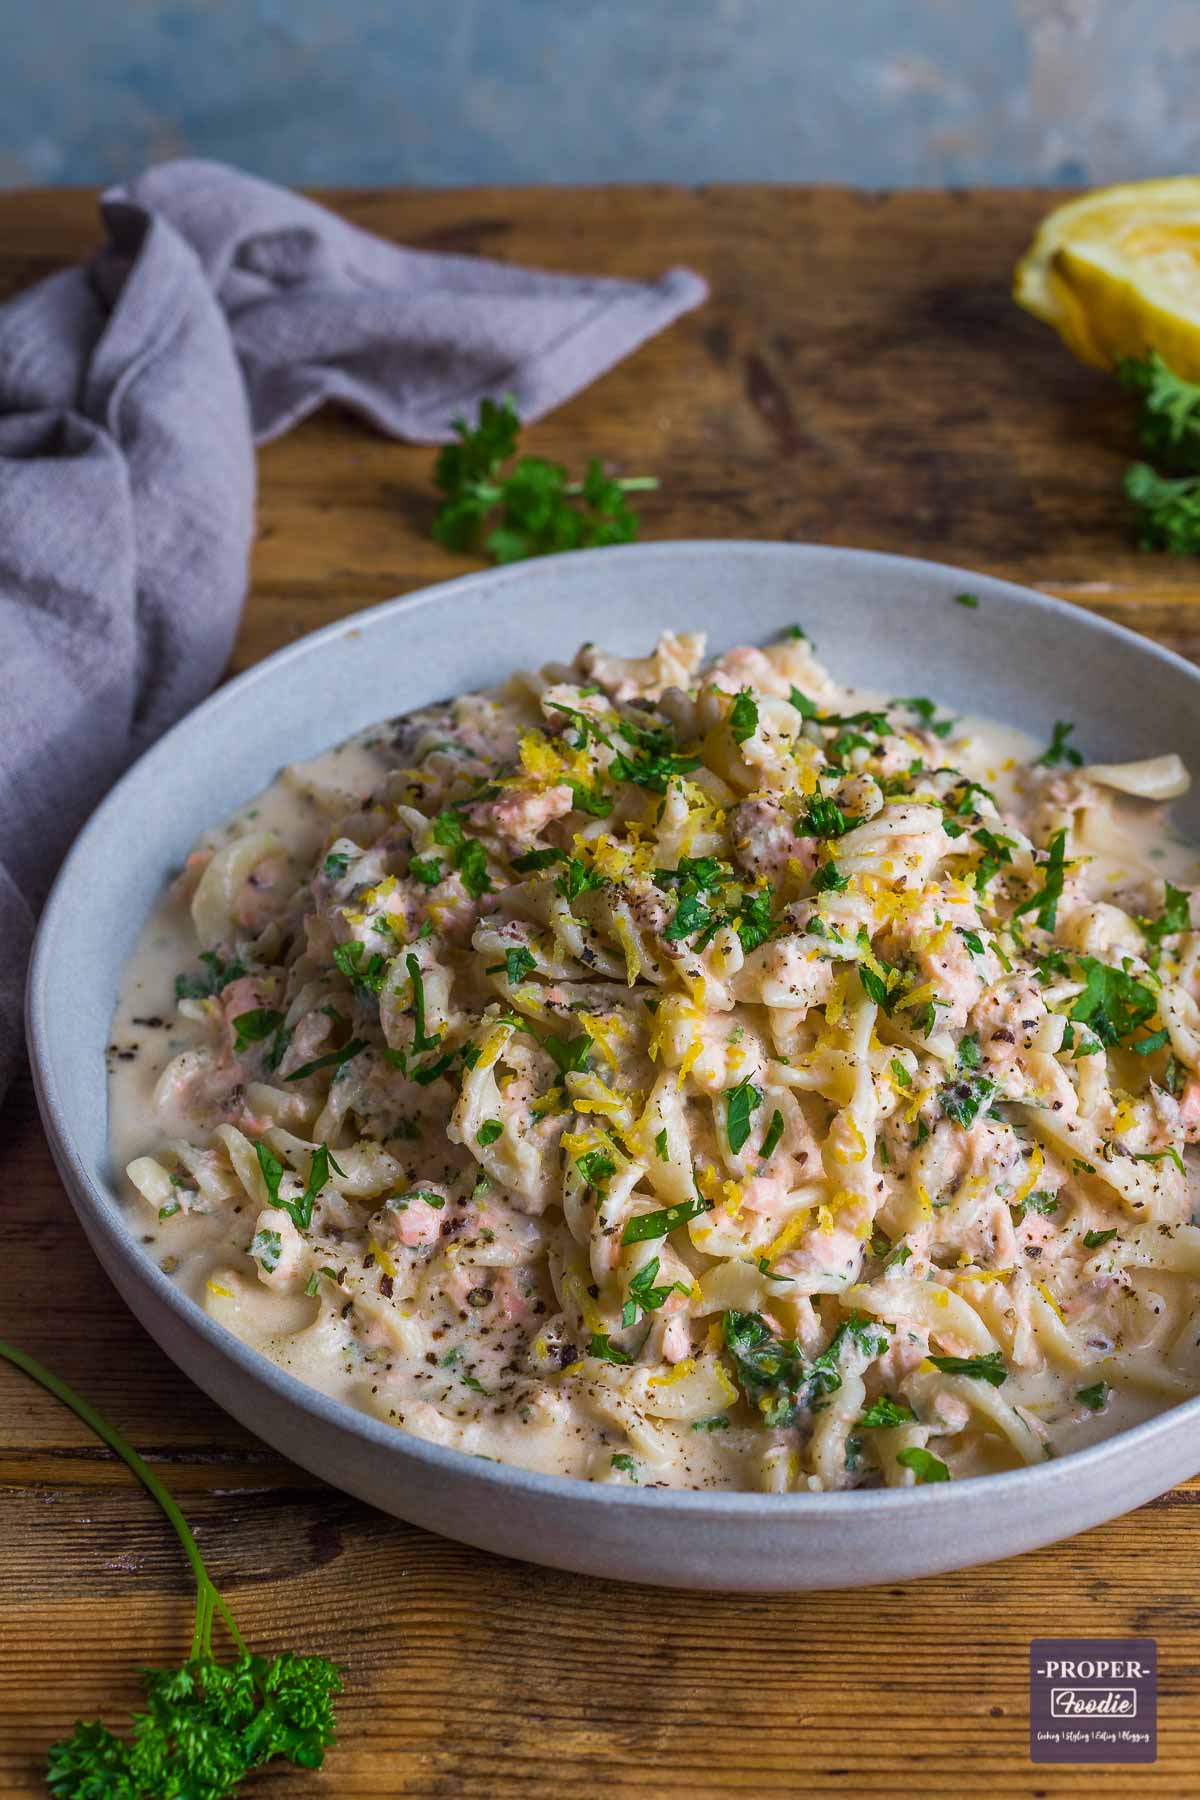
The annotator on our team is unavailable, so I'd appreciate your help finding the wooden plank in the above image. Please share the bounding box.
[2,184,1199,1797]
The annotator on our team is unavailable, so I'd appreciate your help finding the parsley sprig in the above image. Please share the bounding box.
[431,397,658,564]
[1,1342,340,1798]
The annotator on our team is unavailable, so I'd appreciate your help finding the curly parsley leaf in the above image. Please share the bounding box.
[1124,461,1200,554]
[431,397,657,565]
[0,1343,341,1799]
[1119,350,1200,472]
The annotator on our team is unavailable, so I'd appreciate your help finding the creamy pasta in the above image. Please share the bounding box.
[108,627,1200,1491]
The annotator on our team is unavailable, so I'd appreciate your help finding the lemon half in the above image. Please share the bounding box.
[1015,178,1200,380]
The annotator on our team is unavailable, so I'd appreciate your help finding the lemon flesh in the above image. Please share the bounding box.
[1015,178,1200,380]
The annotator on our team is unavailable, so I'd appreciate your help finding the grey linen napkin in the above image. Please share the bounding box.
[0,159,706,1094]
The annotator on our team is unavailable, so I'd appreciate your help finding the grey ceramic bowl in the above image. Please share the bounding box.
[27,543,1200,1590]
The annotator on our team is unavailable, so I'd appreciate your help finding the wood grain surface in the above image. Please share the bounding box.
[2,184,1199,1798]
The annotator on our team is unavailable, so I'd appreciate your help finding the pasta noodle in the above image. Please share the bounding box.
[108,627,1200,1492]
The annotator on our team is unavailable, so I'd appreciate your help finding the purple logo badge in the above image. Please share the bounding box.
[1030,1639,1156,1763]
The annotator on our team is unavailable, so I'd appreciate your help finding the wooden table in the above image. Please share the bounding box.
[2,185,1199,1799]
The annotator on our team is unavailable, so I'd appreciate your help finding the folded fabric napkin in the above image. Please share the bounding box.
[0,159,706,1096]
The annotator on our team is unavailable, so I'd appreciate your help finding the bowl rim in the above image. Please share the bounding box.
[27,537,1200,1519]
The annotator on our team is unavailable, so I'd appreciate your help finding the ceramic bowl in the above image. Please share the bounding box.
[27,542,1200,1589]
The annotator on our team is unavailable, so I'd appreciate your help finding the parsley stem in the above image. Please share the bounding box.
[563,476,660,494]
[0,1339,248,1658]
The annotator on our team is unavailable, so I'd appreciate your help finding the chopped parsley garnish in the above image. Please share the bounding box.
[759,1108,785,1160]
[410,1046,460,1087]
[858,954,900,1015]
[957,1032,982,1070]
[255,1141,344,1233]
[889,1058,912,1089]
[432,809,492,898]
[658,855,724,942]
[544,1031,593,1075]
[409,854,443,886]
[496,946,537,984]
[1076,1381,1109,1412]
[721,1309,889,1428]
[812,861,848,893]
[1011,1189,1059,1224]
[476,1119,504,1147]
[251,1228,282,1273]
[1036,720,1083,768]
[954,591,979,608]
[724,1078,763,1155]
[323,851,351,878]
[1068,955,1159,1050]
[654,1127,670,1161]
[555,857,605,902]
[1011,828,1068,931]
[1083,1228,1119,1250]
[588,1333,631,1365]
[971,827,1015,893]
[610,1453,639,1479]
[788,686,818,717]
[332,941,388,996]
[1139,882,1191,959]
[798,796,850,839]
[859,1394,915,1428]
[691,1414,730,1431]
[512,846,567,873]
[898,696,955,739]
[404,954,441,1052]
[896,1445,950,1484]
[545,699,613,750]
[732,886,775,952]
[575,1148,617,1189]
[174,949,247,1002]
[621,1197,710,1245]
[621,1256,688,1328]
[957,927,985,958]
[729,689,759,744]
[231,1007,284,1054]
[938,1073,997,1128]
[1133,1145,1186,1175]
[927,1351,1008,1387]
[285,1038,366,1083]
[608,716,702,793]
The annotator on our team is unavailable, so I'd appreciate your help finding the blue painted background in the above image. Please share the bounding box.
[2,0,1193,189]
